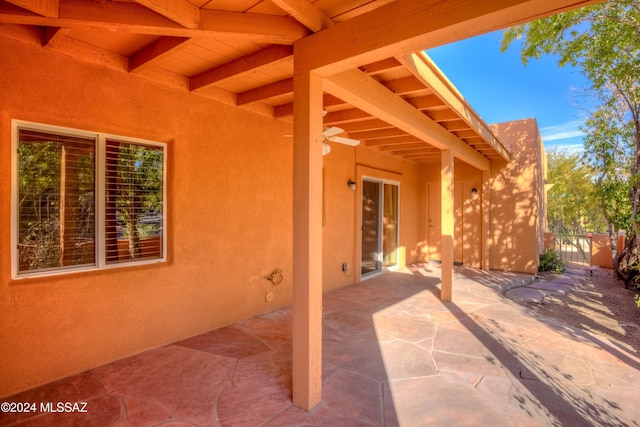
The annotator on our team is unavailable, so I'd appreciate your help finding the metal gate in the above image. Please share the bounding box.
[554,235,592,266]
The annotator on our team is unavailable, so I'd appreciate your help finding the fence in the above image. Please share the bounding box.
[553,234,592,266]
[544,232,626,268]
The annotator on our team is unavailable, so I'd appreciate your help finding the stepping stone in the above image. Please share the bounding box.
[549,277,578,286]
[505,287,545,304]
[527,282,574,296]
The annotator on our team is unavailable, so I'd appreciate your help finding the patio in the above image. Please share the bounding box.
[1,265,639,426]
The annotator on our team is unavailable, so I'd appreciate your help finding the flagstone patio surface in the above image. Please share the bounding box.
[1,264,639,426]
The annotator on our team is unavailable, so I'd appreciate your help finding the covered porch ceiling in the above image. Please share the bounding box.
[0,0,597,167]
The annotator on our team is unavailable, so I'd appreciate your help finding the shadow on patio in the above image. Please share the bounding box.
[1,265,639,426]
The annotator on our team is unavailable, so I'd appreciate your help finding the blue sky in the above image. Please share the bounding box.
[426,31,592,152]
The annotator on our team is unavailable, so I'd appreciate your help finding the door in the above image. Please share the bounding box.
[361,179,399,277]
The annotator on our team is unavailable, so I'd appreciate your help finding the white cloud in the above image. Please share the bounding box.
[540,121,584,142]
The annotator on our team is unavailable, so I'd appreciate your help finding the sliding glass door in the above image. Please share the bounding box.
[361,179,399,277]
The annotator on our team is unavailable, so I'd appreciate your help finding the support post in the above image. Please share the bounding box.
[481,169,491,271]
[292,67,323,410]
[441,149,454,301]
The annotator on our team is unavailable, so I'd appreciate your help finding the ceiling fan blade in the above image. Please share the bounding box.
[329,136,361,146]
[322,142,331,156]
[323,126,345,138]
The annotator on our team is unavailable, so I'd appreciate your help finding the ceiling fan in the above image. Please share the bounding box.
[284,126,360,156]
[322,126,360,156]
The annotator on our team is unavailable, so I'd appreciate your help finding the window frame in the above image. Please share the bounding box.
[11,120,167,279]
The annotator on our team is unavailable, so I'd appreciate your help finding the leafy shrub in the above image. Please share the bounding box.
[538,249,566,273]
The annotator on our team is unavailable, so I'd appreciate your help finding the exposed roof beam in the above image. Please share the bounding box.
[398,52,510,161]
[348,128,409,140]
[427,110,461,123]
[455,129,481,139]
[0,0,309,43]
[407,94,446,110]
[191,45,293,91]
[338,119,393,133]
[236,78,293,105]
[271,0,332,32]
[382,76,425,95]
[323,108,372,125]
[130,36,191,72]
[324,68,490,170]
[378,142,435,152]
[133,0,199,29]
[441,120,472,132]
[42,26,69,46]
[273,94,346,118]
[5,0,58,17]
[360,58,403,75]
[364,136,422,147]
[295,0,599,76]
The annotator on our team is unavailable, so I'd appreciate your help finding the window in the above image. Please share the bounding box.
[12,121,166,278]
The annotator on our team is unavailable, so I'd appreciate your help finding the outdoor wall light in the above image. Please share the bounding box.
[471,187,478,199]
[348,179,357,190]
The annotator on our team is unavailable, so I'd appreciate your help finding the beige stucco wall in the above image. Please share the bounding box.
[0,37,421,396]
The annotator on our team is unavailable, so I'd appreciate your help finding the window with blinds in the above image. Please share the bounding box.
[13,121,166,278]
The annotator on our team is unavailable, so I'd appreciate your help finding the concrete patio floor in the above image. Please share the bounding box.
[2,264,639,426]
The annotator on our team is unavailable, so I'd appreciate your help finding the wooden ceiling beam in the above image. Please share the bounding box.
[348,128,410,140]
[390,147,438,155]
[338,119,393,133]
[130,36,191,72]
[378,142,433,152]
[133,0,199,29]
[360,58,403,75]
[427,109,460,122]
[191,45,293,91]
[295,0,599,76]
[405,154,441,160]
[407,94,445,110]
[273,94,347,118]
[324,68,490,170]
[454,129,481,138]
[5,0,58,18]
[382,76,425,95]
[398,52,510,161]
[271,0,332,32]
[0,0,309,43]
[237,78,294,105]
[323,108,372,125]
[364,136,422,147]
[42,26,69,46]
[441,120,472,132]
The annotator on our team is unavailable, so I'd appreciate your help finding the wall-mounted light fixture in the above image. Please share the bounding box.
[348,179,357,190]
[471,187,478,199]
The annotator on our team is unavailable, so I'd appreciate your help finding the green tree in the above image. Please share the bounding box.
[546,149,604,236]
[501,0,640,286]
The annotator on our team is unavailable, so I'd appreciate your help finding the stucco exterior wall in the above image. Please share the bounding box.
[0,37,421,396]
[489,119,546,274]
[0,37,300,396]
[417,160,483,268]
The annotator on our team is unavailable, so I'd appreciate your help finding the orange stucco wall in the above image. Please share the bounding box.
[418,161,484,267]
[417,120,547,274]
[0,37,422,396]
[489,119,546,274]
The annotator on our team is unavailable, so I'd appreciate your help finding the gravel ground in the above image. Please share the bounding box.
[517,267,640,351]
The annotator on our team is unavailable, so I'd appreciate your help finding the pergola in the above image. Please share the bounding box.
[0,0,597,410]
